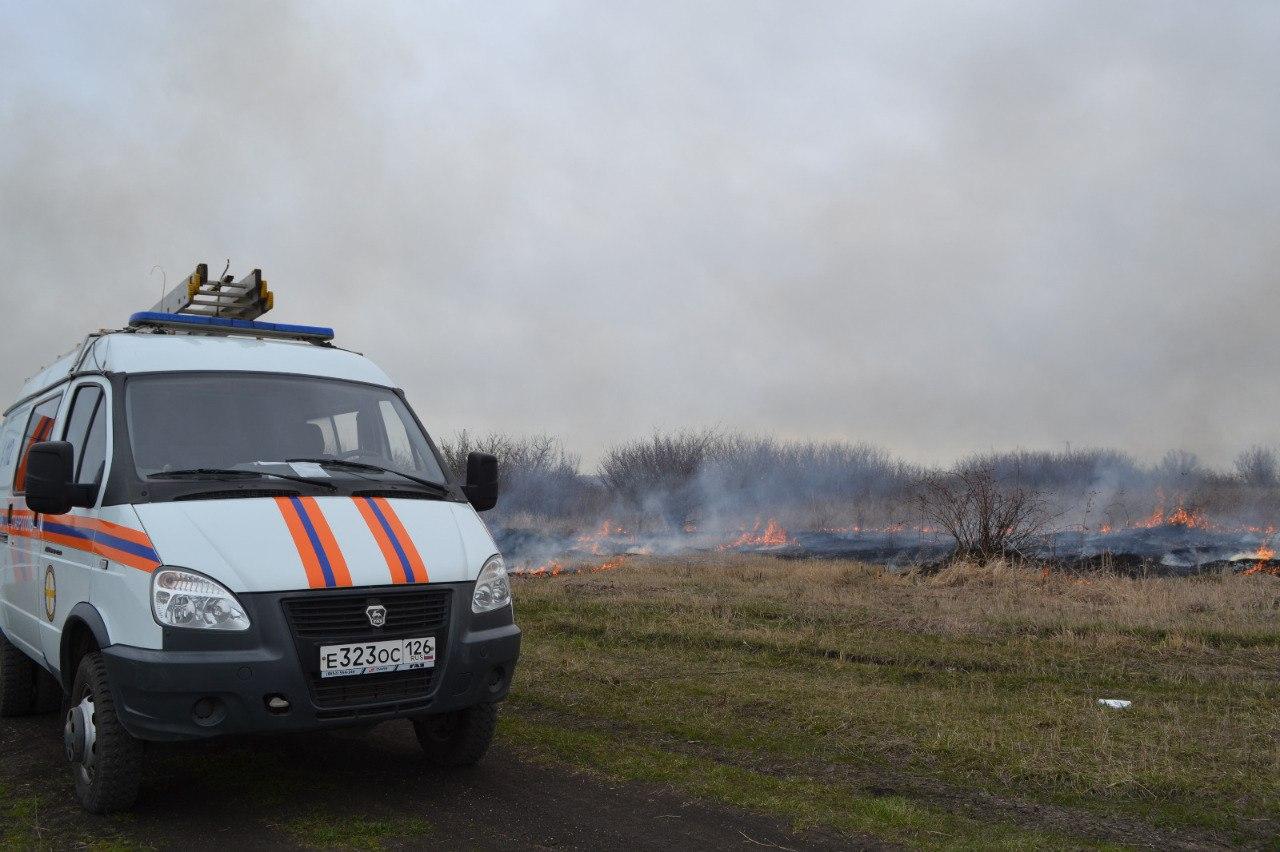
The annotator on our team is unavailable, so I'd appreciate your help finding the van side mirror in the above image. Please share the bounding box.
[462,452,498,512]
[24,442,96,515]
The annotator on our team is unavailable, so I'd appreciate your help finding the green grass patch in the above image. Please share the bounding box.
[282,813,435,850]
[502,714,1079,851]
[1,789,44,849]
[503,556,1280,848]
[0,780,144,852]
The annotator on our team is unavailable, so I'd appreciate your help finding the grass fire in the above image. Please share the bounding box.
[443,430,1280,579]
[469,431,1280,847]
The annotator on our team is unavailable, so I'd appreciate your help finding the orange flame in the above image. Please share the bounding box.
[720,518,792,550]
[588,556,627,574]
[1242,536,1278,575]
[515,560,565,578]
[575,519,627,555]
[1242,564,1280,576]
[512,555,629,578]
[1136,495,1214,530]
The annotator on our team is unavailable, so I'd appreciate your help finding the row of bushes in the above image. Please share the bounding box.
[436,429,1280,531]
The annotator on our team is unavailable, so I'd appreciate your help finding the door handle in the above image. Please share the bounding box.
[44,545,62,556]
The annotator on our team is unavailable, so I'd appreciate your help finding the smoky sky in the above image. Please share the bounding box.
[2,1,1278,468]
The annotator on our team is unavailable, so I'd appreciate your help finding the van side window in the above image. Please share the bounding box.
[65,386,107,488]
[0,415,26,487]
[63,386,102,464]
[13,396,62,493]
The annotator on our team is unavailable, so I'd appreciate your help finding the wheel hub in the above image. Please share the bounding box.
[63,695,96,776]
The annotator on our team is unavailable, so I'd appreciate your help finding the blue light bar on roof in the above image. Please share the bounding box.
[128,311,334,342]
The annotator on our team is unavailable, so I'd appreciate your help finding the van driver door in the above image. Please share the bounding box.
[36,380,110,671]
[3,394,63,659]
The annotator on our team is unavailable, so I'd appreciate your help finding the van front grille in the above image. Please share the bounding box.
[283,588,451,640]
[281,587,453,711]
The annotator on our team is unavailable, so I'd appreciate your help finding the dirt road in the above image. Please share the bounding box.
[0,712,862,851]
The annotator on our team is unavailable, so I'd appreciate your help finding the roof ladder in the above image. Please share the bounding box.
[129,263,334,343]
[151,263,274,320]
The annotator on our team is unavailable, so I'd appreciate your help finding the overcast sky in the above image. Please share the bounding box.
[2,1,1277,469]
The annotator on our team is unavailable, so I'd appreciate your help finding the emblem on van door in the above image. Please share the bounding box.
[44,566,56,622]
[365,604,387,628]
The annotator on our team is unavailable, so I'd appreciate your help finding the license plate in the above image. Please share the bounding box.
[319,636,435,679]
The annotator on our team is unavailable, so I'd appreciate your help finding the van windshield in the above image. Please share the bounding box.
[126,373,448,486]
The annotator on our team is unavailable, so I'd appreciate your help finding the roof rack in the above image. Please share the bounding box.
[152,263,273,320]
[127,263,334,343]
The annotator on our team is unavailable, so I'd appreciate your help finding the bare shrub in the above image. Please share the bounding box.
[918,462,1054,563]
[1155,449,1203,482]
[598,431,921,529]
[438,425,1280,539]
[437,431,598,519]
[697,435,919,528]
[599,429,726,526]
[977,447,1143,492]
[1234,445,1277,487]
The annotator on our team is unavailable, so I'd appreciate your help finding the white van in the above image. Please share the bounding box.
[0,271,518,813]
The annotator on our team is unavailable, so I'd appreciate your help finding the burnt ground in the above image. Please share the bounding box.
[0,711,869,851]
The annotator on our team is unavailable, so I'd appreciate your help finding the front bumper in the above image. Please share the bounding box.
[101,582,520,742]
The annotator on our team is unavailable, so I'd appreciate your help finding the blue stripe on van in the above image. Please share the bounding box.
[289,496,337,588]
[363,497,416,583]
[41,521,160,562]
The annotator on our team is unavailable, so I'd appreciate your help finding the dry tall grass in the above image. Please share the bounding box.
[548,553,1280,640]
[507,555,1279,846]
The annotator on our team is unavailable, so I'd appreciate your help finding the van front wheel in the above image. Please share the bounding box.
[67,652,141,813]
[413,703,498,767]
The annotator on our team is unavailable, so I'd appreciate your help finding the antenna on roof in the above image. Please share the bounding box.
[150,264,166,300]
[150,262,274,321]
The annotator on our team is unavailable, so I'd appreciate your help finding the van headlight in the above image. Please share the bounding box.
[151,567,250,631]
[471,555,512,614]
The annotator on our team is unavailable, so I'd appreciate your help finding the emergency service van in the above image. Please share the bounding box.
[0,265,519,813]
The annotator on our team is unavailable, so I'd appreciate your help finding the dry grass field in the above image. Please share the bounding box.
[503,555,1280,850]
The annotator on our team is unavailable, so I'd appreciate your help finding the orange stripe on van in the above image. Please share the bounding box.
[354,497,408,584]
[373,498,429,583]
[56,514,154,548]
[297,496,352,587]
[275,496,328,589]
[92,542,161,573]
[38,529,160,573]
[6,510,161,573]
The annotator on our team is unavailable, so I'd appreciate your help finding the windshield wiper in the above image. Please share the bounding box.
[285,458,452,497]
[147,468,338,491]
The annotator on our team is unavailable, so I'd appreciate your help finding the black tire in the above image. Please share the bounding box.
[68,652,142,814]
[35,667,64,714]
[0,632,38,717]
[413,703,498,767]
